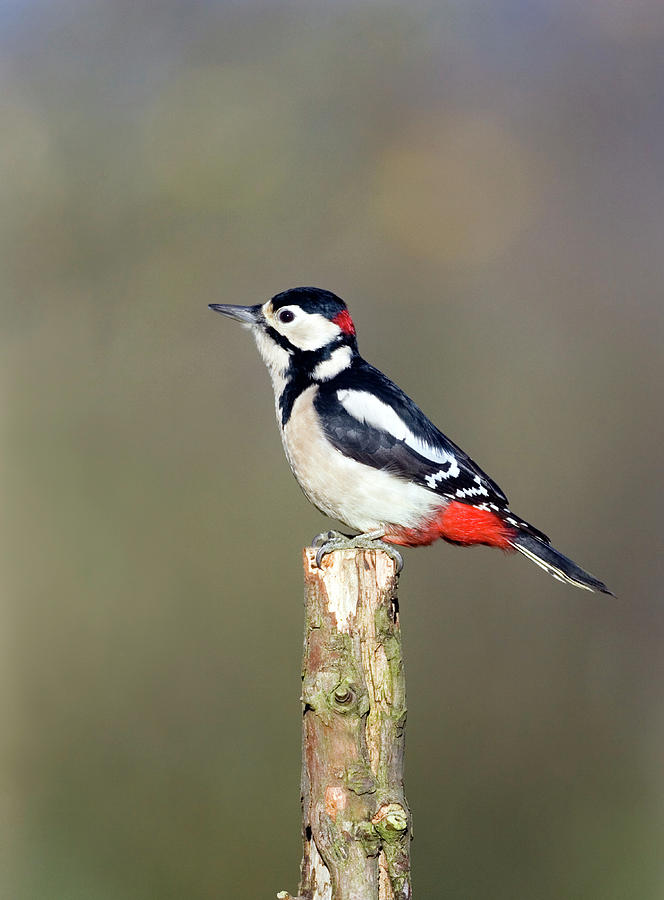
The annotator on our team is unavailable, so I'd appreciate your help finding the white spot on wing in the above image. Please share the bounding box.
[425,467,454,489]
[454,475,489,500]
[337,389,461,473]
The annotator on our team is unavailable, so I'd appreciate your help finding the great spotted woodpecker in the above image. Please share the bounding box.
[210,286,611,594]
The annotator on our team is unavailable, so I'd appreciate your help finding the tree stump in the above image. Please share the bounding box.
[297,548,411,900]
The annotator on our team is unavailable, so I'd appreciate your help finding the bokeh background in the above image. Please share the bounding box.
[3,1,664,897]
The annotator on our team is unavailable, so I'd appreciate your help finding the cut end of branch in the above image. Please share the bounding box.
[302,547,400,635]
[303,546,399,580]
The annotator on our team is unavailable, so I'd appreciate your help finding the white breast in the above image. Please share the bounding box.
[280,386,439,532]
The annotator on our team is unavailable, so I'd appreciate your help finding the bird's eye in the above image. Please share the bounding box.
[278,309,295,324]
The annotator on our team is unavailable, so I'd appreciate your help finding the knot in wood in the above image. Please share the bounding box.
[333,683,353,705]
[372,803,409,838]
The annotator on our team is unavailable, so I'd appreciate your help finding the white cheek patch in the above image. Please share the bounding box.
[337,389,461,472]
[278,311,341,351]
[312,346,353,381]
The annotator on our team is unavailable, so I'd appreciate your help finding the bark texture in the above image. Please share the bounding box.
[298,548,411,900]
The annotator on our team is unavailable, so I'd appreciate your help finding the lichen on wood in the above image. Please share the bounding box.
[297,548,412,900]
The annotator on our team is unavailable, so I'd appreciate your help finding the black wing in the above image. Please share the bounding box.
[316,359,510,509]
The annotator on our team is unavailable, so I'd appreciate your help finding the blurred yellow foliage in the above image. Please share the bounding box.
[375,115,540,265]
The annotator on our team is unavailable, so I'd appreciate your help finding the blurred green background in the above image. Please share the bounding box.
[3,1,663,897]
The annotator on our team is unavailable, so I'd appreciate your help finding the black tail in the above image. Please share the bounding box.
[508,532,613,595]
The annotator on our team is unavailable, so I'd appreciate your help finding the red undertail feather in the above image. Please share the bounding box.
[332,310,356,336]
[383,502,612,594]
[385,501,516,549]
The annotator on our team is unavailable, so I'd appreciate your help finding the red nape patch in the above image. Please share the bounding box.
[332,309,356,336]
[384,502,516,550]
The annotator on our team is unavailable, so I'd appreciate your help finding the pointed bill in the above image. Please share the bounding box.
[209,303,262,325]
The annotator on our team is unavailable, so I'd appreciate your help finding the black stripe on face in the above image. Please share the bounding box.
[264,325,296,353]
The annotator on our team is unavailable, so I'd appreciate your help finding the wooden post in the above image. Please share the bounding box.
[292,547,412,900]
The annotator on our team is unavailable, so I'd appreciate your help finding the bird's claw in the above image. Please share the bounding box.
[313,532,404,574]
[311,530,347,548]
[375,541,404,574]
[314,537,345,568]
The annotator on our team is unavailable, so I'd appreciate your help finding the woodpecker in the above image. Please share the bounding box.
[210,286,611,594]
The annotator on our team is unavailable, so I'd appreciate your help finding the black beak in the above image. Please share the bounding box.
[208,303,261,325]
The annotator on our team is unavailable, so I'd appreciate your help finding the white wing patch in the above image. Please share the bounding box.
[337,389,461,474]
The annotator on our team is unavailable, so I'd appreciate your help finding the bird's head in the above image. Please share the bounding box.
[210,286,357,381]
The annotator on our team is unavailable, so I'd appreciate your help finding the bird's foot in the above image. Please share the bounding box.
[313,529,404,574]
[310,530,351,548]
